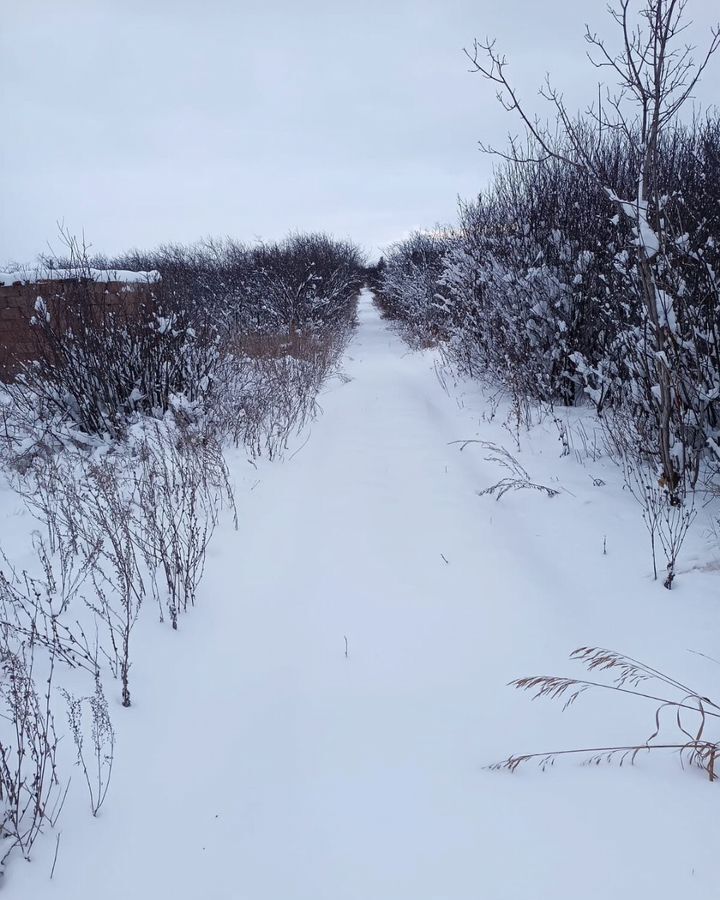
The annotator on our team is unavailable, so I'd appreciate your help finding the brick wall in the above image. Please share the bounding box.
[0,278,158,378]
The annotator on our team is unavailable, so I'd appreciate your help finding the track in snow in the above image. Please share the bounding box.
[12,289,720,900]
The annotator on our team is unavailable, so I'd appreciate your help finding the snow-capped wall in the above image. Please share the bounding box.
[0,269,161,286]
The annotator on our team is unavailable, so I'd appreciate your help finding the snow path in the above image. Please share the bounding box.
[11,289,720,898]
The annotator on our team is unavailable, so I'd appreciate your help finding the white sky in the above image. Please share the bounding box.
[2,0,718,263]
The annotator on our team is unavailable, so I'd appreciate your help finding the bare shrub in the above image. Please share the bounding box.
[8,404,237,692]
[14,454,147,706]
[63,463,146,708]
[133,420,234,629]
[3,232,218,443]
[491,647,720,781]
[207,323,351,459]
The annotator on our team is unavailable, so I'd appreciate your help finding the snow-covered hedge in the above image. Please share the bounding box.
[93,232,365,337]
[2,233,365,442]
[375,230,454,341]
[377,120,720,489]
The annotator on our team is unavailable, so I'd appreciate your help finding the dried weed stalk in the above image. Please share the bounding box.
[452,440,560,500]
[62,675,114,817]
[0,632,65,863]
[491,647,720,781]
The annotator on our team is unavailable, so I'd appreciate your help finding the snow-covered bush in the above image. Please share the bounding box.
[243,233,364,333]
[386,119,720,514]
[383,38,718,587]
[442,145,635,406]
[458,0,719,566]
[4,274,217,441]
[207,324,351,458]
[376,230,454,343]
[105,232,364,338]
[2,231,364,449]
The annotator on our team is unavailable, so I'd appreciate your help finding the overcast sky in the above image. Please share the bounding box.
[2,0,718,263]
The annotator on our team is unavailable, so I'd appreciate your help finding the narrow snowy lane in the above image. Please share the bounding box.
[14,290,720,899]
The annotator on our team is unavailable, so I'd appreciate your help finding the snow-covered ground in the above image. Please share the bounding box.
[6,289,720,898]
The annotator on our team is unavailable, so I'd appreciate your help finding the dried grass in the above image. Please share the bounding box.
[491,647,720,782]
